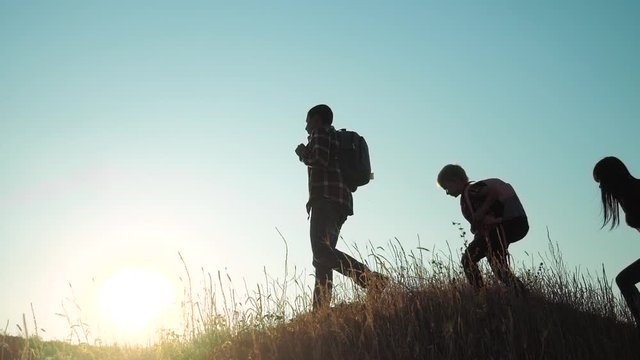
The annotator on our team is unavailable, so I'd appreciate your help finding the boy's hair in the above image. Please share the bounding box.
[437,164,469,185]
[307,104,333,125]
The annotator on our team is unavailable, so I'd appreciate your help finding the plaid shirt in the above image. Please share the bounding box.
[300,126,353,216]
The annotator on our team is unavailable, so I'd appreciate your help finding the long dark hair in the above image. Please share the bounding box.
[593,156,632,229]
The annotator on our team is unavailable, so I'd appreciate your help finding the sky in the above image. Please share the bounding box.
[1,0,639,345]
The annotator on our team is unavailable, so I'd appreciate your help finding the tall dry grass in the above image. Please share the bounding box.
[201,231,639,359]
[2,230,638,359]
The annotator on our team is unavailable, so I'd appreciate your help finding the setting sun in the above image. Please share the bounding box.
[97,267,176,338]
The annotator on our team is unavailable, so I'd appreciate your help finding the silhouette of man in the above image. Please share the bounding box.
[295,104,386,310]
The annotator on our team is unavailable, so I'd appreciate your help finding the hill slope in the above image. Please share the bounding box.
[208,285,639,360]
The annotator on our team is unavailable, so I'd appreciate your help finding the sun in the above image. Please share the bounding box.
[97,267,176,337]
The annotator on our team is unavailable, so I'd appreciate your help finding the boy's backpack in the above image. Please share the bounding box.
[336,128,372,192]
[462,178,527,226]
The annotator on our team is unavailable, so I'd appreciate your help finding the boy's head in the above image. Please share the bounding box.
[437,164,469,197]
[305,104,333,134]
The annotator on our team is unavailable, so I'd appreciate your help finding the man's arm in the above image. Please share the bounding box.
[298,130,331,167]
[295,144,308,161]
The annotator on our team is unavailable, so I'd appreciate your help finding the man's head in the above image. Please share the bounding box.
[305,104,333,134]
[437,164,469,197]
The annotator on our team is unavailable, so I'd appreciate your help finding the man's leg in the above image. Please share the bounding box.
[311,200,382,304]
[330,214,370,287]
[326,204,387,289]
[310,200,343,309]
[312,265,333,310]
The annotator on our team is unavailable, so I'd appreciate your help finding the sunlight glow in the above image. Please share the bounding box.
[97,267,176,338]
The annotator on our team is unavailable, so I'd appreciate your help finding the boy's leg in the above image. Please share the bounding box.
[487,224,527,295]
[462,235,488,288]
[616,259,640,331]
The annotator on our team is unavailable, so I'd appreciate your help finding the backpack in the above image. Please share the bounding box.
[462,178,527,226]
[336,128,372,192]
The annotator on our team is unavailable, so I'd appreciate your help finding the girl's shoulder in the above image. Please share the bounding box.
[623,180,640,227]
[628,179,640,206]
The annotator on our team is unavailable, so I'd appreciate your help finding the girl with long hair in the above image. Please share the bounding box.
[593,156,640,336]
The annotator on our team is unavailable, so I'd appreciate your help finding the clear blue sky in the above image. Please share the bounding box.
[1,0,638,344]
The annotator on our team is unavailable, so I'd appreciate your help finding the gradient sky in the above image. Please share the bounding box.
[1,1,639,344]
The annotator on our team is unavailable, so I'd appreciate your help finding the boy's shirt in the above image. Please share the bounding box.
[301,126,353,216]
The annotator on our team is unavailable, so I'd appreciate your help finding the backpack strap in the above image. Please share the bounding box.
[462,181,484,237]
[463,181,500,237]
[462,181,475,214]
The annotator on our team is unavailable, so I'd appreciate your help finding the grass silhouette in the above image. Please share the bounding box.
[1,233,638,359]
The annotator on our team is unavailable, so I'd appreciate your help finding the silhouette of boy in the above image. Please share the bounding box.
[437,164,528,294]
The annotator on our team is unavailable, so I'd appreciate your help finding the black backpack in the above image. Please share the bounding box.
[336,128,372,192]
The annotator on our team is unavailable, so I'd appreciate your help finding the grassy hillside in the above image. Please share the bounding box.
[2,239,638,359]
[208,284,638,359]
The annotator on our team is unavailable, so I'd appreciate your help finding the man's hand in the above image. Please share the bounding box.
[295,144,307,160]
